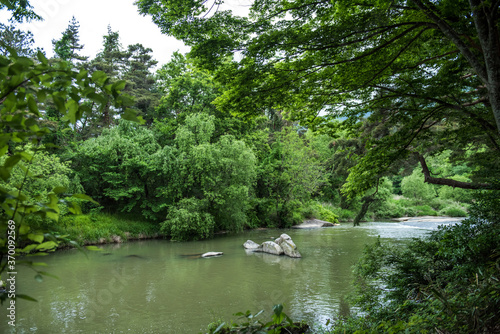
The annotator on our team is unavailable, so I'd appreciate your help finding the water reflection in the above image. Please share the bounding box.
[3,218,462,333]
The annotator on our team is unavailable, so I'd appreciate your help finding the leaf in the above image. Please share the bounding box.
[52,186,67,194]
[16,294,38,302]
[35,241,58,252]
[19,224,30,235]
[27,233,44,243]
[36,51,48,65]
[71,193,98,204]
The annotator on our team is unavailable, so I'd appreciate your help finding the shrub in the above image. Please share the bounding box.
[333,191,500,333]
[401,168,436,204]
[415,205,438,216]
[161,198,216,241]
[440,204,468,217]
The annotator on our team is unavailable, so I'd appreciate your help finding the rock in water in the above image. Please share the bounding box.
[261,241,284,255]
[243,240,261,250]
[280,240,302,258]
[201,252,223,258]
[275,234,301,258]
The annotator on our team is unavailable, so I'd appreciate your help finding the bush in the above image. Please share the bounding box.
[440,204,468,217]
[162,198,215,241]
[401,168,436,204]
[331,191,500,333]
[415,205,438,216]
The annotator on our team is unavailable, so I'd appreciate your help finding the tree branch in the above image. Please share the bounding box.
[417,153,496,189]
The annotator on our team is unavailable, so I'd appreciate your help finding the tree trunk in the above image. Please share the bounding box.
[353,196,375,227]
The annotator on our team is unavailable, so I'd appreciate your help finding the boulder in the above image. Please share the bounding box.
[243,240,262,250]
[275,234,301,258]
[280,240,302,258]
[201,252,223,258]
[292,219,338,229]
[261,241,284,255]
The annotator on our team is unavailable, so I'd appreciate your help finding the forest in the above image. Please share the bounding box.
[0,0,499,333]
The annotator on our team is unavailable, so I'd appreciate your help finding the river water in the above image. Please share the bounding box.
[3,218,462,333]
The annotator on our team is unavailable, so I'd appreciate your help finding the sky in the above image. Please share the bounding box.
[0,0,253,68]
[0,0,192,68]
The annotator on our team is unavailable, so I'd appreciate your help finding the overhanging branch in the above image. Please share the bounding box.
[417,153,496,190]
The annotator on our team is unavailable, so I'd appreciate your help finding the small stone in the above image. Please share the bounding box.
[201,252,223,258]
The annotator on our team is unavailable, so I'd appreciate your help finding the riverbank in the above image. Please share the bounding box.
[52,213,163,246]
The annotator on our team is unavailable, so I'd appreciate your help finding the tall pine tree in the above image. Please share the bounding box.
[52,16,87,62]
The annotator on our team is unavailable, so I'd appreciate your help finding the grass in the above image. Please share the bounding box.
[48,212,162,245]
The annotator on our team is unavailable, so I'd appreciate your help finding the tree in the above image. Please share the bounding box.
[137,0,500,197]
[0,0,40,22]
[122,43,159,121]
[154,52,250,138]
[257,128,327,227]
[0,23,38,57]
[81,26,133,132]
[73,120,173,220]
[52,16,88,62]
[162,113,256,240]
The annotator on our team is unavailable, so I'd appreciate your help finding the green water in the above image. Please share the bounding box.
[2,221,453,333]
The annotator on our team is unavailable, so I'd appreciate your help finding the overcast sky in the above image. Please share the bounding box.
[0,0,252,68]
[0,0,191,68]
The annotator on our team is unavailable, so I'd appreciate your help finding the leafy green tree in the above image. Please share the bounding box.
[257,128,326,227]
[162,113,256,240]
[401,167,437,205]
[0,23,38,57]
[73,120,173,220]
[52,16,87,62]
[0,0,40,22]
[137,0,500,198]
[154,52,250,139]
[79,26,135,134]
[0,144,83,217]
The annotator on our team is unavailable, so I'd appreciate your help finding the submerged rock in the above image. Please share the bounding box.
[201,252,223,258]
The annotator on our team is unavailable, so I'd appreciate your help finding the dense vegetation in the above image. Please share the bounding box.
[0,0,499,333]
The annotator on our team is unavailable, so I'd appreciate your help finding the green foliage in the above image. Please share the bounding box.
[163,198,215,241]
[437,175,475,203]
[401,168,436,205]
[331,192,500,333]
[0,23,38,57]
[167,113,256,239]
[52,16,87,62]
[0,144,83,216]
[55,213,160,245]
[206,304,308,334]
[138,0,500,200]
[257,128,327,227]
[439,204,468,217]
[73,120,171,219]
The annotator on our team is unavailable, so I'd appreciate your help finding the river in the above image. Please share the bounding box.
[3,218,462,333]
